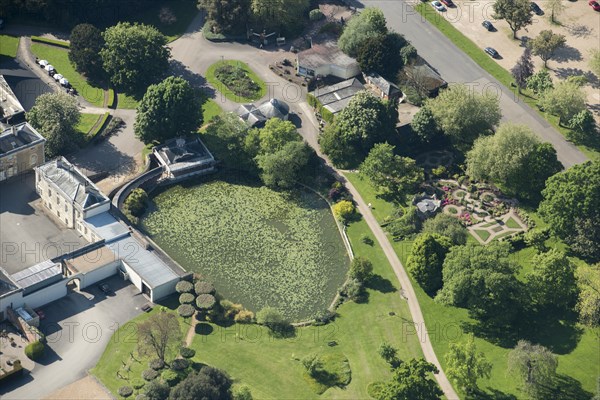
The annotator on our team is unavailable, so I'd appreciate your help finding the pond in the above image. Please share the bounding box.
[140,174,350,320]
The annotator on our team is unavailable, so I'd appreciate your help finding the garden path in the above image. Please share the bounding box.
[467,209,528,245]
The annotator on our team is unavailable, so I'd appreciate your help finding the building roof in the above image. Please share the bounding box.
[297,40,358,72]
[65,245,118,274]
[0,122,45,157]
[10,259,62,290]
[107,236,180,289]
[237,98,290,127]
[401,59,447,93]
[0,75,26,125]
[0,267,20,297]
[37,157,109,210]
[311,78,365,114]
[86,212,130,243]
[153,137,215,173]
[416,198,441,214]
[365,73,401,97]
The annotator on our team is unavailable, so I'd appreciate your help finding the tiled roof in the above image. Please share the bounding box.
[0,122,45,156]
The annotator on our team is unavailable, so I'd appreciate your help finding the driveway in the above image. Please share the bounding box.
[359,0,588,168]
[0,276,148,400]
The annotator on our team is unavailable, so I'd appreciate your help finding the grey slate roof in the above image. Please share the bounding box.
[107,236,179,289]
[297,40,358,71]
[0,122,45,156]
[0,267,20,297]
[37,157,108,210]
[0,75,26,124]
[311,78,365,114]
[365,73,401,97]
[10,259,61,290]
[154,137,215,173]
[237,99,289,127]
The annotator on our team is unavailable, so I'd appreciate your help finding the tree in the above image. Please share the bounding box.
[27,92,80,157]
[539,80,586,126]
[576,264,600,328]
[349,257,374,283]
[204,113,252,170]
[145,380,171,400]
[379,342,401,368]
[511,47,534,92]
[527,70,554,95]
[529,30,566,68]
[251,0,309,35]
[427,84,501,150]
[436,242,523,329]
[422,213,468,245]
[169,367,232,400]
[332,200,355,223]
[245,118,301,157]
[445,334,492,394]
[524,228,550,252]
[407,233,451,295]
[101,22,170,94]
[357,32,406,80]
[527,249,578,312]
[568,109,598,146]
[590,49,600,77]
[233,385,253,400]
[338,7,388,57]
[570,218,600,261]
[508,341,558,399]
[199,0,250,35]
[546,0,565,23]
[69,23,105,80]
[410,106,439,143]
[134,76,202,143]
[379,358,443,400]
[360,143,423,202]
[256,141,312,189]
[124,188,149,217]
[256,307,290,334]
[301,353,324,378]
[137,311,181,363]
[539,161,600,252]
[493,0,533,39]
[466,123,562,200]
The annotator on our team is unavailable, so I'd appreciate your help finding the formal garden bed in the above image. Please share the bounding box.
[140,173,350,321]
[205,60,266,103]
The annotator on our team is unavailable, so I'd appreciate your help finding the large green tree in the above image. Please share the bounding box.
[357,32,407,80]
[245,118,300,157]
[539,161,600,257]
[255,141,311,189]
[576,264,600,328]
[169,367,232,400]
[493,0,533,38]
[68,23,105,80]
[530,30,566,68]
[137,311,181,363]
[359,143,423,202]
[101,22,170,94]
[134,77,202,143]
[250,0,309,35]
[508,341,558,399]
[410,106,440,143]
[27,92,80,157]
[199,0,250,34]
[527,249,578,312]
[511,47,534,92]
[407,233,451,295]
[203,113,251,170]
[427,84,501,150]
[422,213,468,245]
[538,80,587,126]
[379,358,443,400]
[445,334,492,394]
[527,70,554,95]
[466,123,562,201]
[338,7,388,57]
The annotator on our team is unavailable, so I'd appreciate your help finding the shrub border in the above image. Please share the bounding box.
[31,36,70,48]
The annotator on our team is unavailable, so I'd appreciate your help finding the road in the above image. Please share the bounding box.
[361,0,588,168]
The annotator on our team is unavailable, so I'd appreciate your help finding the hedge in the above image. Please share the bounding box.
[171,358,189,371]
[194,281,215,295]
[177,304,195,318]
[118,386,133,398]
[88,112,111,141]
[176,280,194,294]
[306,93,334,124]
[142,369,159,381]
[31,36,70,48]
[179,346,196,359]
[149,358,165,371]
[24,340,45,361]
[179,293,195,305]
[196,293,216,310]
[161,369,181,386]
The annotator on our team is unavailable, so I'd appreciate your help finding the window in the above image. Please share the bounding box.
[30,154,38,167]
[48,203,52,210]
[76,210,80,219]
[57,211,60,218]
[48,189,52,197]
[84,226,88,234]
[65,218,68,225]
[56,196,60,205]
[65,204,68,212]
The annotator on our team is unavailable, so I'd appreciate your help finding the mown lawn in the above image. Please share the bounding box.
[205,60,267,103]
[201,98,222,124]
[189,219,423,399]
[75,113,101,137]
[414,3,599,162]
[116,92,139,109]
[349,175,599,398]
[0,34,19,61]
[344,172,398,223]
[30,43,109,107]
[128,0,200,42]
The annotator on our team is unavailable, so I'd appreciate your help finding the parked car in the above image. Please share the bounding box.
[38,59,49,68]
[59,78,70,87]
[484,47,499,58]
[440,0,454,7]
[482,20,495,31]
[431,0,446,11]
[53,73,64,82]
[44,64,56,75]
[98,283,111,294]
[590,0,600,10]
[530,2,543,14]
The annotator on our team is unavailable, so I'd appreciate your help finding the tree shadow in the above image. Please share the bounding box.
[169,59,215,99]
[539,374,594,400]
[552,45,583,63]
[365,274,398,294]
[466,387,517,400]
[195,323,214,335]
[566,23,594,38]
[553,68,600,89]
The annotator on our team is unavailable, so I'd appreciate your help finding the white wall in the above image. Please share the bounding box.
[150,279,178,302]
[22,280,67,309]
[0,291,24,319]
[84,202,110,219]
[120,261,143,292]
[80,261,120,289]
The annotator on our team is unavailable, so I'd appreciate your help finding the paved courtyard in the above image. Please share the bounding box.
[0,173,88,274]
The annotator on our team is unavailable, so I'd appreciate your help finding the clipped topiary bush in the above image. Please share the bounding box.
[196,294,216,310]
[179,346,196,359]
[194,281,215,295]
[177,304,195,318]
[179,293,195,305]
[175,280,194,294]
[161,369,180,386]
[24,340,45,361]
[149,358,165,371]
[118,386,133,398]
[142,368,159,381]
[171,358,189,371]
